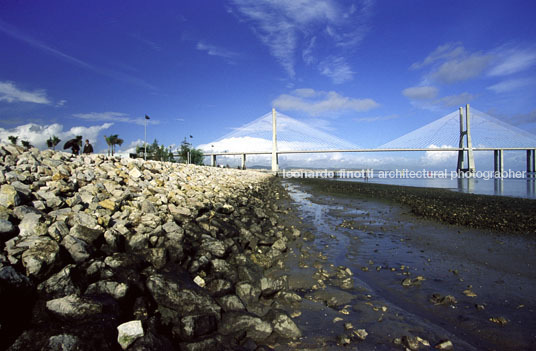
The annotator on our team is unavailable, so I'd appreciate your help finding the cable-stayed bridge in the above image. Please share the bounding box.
[200,105,536,175]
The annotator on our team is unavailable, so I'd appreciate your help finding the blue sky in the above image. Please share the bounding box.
[1,0,536,158]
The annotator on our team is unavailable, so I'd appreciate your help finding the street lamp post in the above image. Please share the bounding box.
[144,115,150,161]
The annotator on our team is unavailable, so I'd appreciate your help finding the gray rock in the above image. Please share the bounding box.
[146,273,221,319]
[127,233,149,251]
[271,238,287,252]
[216,295,246,312]
[142,248,167,269]
[177,337,220,351]
[0,184,23,208]
[69,224,104,244]
[117,320,144,350]
[0,218,15,237]
[18,213,48,237]
[260,276,287,296]
[46,333,81,351]
[200,239,227,258]
[21,236,60,278]
[141,199,157,213]
[205,279,232,297]
[38,264,80,298]
[48,221,70,242]
[46,294,102,319]
[172,314,217,341]
[86,280,128,299]
[0,265,31,289]
[271,311,301,339]
[61,235,91,263]
[235,282,260,306]
[219,312,273,342]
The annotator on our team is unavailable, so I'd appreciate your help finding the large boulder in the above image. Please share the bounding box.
[46,294,103,320]
[218,312,273,342]
[21,236,60,278]
[145,273,221,320]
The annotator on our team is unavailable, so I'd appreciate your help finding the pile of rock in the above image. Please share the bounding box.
[0,144,301,350]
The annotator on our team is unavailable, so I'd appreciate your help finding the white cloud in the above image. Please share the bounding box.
[56,99,67,107]
[421,144,457,164]
[487,78,534,93]
[488,47,536,76]
[318,56,354,83]
[430,53,491,83]
[0,81,51,104]
[354,114,398,123]
[273,89,379,115]
[410,42,465,70]
[0,122,112,150]
[196,42,239,62]
[229,0,373,79]
[72,112,159,126]
[402,86,473,110]
[402,86,438,100]
[412,43,536,86]
[438,92,475,108]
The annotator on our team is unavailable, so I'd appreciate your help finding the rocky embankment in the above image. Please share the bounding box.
[0,144,302,351]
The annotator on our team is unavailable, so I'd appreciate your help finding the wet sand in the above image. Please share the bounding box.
[271,178,536,350]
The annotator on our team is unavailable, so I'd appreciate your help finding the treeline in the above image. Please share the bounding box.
[135,138,204,164]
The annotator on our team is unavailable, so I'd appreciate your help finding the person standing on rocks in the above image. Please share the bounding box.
[83,139,94,154]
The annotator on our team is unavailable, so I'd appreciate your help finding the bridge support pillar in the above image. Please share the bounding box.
[211,154,216,167]
[271,108,279,173]
[457,104,475,173]
[527,149,535,178]
[241,153,246,170]
[494,149,504,177]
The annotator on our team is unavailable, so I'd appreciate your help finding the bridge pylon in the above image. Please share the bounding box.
[271,108,279,172]
[457,104,476,173]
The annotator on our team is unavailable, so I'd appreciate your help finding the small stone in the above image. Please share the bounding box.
[193,275,206,287]
[353,329,368,341]
[435,339,454,350]
[463,289,477,297]
[98,199,116,211]
[117,320,144,350]
[489,316,509,325]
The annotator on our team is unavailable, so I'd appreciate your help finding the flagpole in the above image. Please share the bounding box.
[144,116,147,161]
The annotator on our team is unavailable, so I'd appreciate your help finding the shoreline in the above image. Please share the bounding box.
[289,178,536,234]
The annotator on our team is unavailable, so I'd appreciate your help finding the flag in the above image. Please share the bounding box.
[145,115,150,120]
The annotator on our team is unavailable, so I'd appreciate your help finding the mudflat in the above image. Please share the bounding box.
[292,178,536,233]
[275,178,536,350]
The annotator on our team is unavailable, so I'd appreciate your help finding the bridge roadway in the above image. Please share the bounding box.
[204,147,536,175]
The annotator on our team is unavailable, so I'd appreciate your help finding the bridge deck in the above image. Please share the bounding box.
[204,147,536,156]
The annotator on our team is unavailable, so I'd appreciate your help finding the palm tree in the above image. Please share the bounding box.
[8,135,18,145]
[110,135,124,156]
[104,135,112,156]
[46,135,61,150]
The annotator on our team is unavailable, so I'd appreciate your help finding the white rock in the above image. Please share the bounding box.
[117,320,144,350]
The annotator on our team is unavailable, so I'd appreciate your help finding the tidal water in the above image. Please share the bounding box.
[335,177,536,199]
[282,180,536,350]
